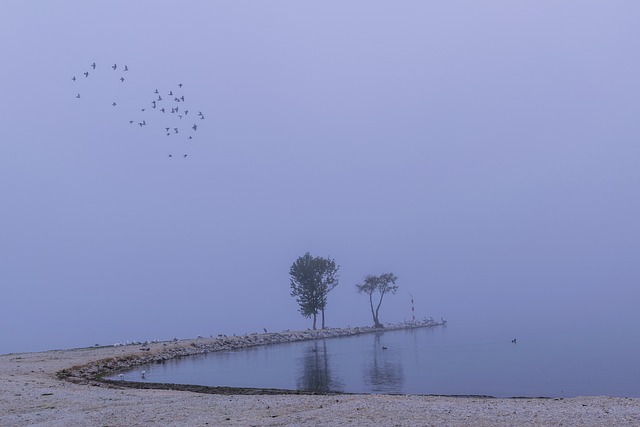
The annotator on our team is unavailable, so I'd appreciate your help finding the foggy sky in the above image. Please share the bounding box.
[2,1,639,354]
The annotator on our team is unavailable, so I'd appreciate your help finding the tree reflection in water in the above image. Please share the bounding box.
[364,332,404,393]
[296,339,344,393]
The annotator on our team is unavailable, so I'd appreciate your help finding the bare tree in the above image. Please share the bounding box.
[356,273,398,328]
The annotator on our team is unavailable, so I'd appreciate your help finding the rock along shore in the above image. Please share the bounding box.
[58,320,444,394]
[2,321,639,426]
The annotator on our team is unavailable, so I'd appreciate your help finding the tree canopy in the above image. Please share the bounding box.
[356,273,398,328]
[289,252,339,329]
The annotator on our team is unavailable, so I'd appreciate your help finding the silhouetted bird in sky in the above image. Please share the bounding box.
[84,72,89,77]
[168,154,172,157]
[183,154,187,158]
[124,65,128,71]
[180,95,185,102]
[184,110,188,115]
[160,108,165,113]
[91,62,96,69]
[174,128,178,133]
[129,120,134,124]
[120,77,125,82]
[192,124,197,131]
[178,115,182,119]
[151,101,156,108]
[165,127,170,131]
[76,93,80,98]
[141,108,146,112]
[112,102,116,106]
[178,83,183,88]
[158,95,162,101]
[168,91,173,96]
[72,76,76,81]
[154,89,159,94]
[188,136,192,139]
[112,64,117,70]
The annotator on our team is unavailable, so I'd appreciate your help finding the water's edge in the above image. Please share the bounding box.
[57,321,448,396]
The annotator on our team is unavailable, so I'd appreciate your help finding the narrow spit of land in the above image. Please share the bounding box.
[1,323,639,427]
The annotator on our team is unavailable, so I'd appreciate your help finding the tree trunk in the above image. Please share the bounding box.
[312,313,317,330]
[369,292,380,327]
[374,292,385,328]
[321,308,325,329]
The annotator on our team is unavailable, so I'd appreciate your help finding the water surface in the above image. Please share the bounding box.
[111,320,640,397]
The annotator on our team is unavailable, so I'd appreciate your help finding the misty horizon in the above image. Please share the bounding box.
[2,1,639,355]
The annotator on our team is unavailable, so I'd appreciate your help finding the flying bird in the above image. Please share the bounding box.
[154,89,159,94]
[141,108,146,112]
[188,136,192,140]
[72,76,76,81]
[183,154,187,158]
[124,65,128,71]
[91,62,96,69]
[184,110,188,115]
[168,91,173,96]
[84,72,89,77]
[112,102,117,106]
[178,83,183,88]
[160,108,165,113]
[192,124,197,131]
[168,154,172,157]
[76,93,80,98]
[120,77,125,82]
[112,64,117,70]
[157,95,162,101]
[178,115,183,119]
[129,120,134,124]
[165,127,170,131]
[180,95,185,102]
[174,127,178,133]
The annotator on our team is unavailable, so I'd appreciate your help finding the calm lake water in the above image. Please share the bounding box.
[112,320,640,397]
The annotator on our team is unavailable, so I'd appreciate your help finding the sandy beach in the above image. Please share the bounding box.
[2,333,639,427]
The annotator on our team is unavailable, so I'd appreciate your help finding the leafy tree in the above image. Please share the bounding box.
[290,252,339,329]
[356,273,398,328]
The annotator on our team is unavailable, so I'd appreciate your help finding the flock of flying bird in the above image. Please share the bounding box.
[72,62,205,158]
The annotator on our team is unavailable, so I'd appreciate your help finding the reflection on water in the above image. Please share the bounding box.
[364,333,404,393]
[296,340,343,392]
[109,322,640,397]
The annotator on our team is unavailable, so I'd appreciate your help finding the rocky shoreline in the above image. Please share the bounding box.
[58,320,444,394]
[2,321,639,426]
